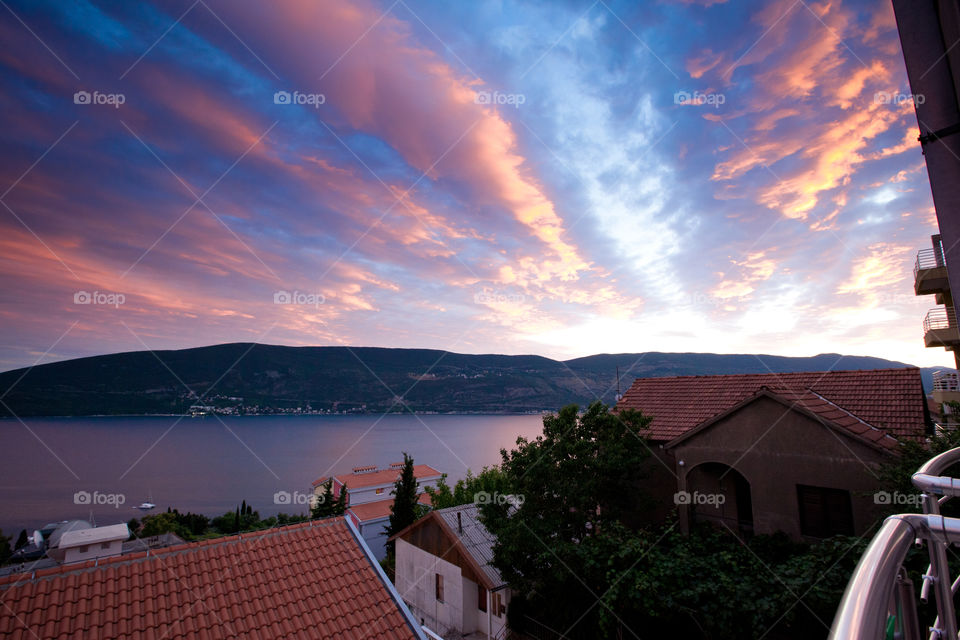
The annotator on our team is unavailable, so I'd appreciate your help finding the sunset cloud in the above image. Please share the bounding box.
[0,0,949,372]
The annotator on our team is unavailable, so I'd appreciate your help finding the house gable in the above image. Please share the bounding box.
[665,390,898,457]
[392,512,493,589]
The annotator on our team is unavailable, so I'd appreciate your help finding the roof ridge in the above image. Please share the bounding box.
[622,366,920,385]
[804,388,898,445]
[0,519,341,587]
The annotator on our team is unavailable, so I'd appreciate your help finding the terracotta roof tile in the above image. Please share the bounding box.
[347,494,433,522]
[617,367,926,444]
[0,519,421,639]
[313,465,442,489]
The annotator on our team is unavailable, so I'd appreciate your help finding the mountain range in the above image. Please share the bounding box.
[0,343,945,417]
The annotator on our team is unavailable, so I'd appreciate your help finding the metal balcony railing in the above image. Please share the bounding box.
[915,236,947,280]
[924,307,957,334]
[830,447,960,640]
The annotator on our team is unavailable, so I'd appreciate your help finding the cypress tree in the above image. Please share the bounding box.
[334,482,348,515]
[385,453,420,555]
[312,479,335,518]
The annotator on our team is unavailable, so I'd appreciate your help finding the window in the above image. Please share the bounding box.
[78,545,88,553]
[478,586,487,612]
[100,542,111,550]
[376,488,384,495]
[492,592,504,617]
[797,485,854,538]
[435,573,444,602]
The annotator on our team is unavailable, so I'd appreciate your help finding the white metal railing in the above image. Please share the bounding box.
[830,447,960,640]
[925,308,957,334]
[915,236,947,280]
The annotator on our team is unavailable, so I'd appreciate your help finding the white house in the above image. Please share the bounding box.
[49,523,129,564]
[312,462,443,560]
[391,504,510,639]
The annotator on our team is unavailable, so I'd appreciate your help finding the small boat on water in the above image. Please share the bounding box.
[133,492,156,511]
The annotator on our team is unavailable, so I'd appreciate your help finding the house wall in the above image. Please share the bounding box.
[469,583,510,639]
[63,539,123,564]
[395,538,465,635]
[625,446,680,528]
[316,476,442,506]
[670,396,892,539]
[358,516,389,561]
[462,577,478,633]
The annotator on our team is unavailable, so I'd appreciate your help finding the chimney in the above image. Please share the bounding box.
[352,465,377,474]
[457,511,462,534]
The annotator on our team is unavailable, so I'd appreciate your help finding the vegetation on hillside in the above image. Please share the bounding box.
[0,343,930,416]
[128,502,311,541]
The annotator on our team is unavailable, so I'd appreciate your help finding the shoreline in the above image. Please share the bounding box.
[0,410,551,420]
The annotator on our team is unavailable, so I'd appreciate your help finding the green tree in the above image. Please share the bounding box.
[140,512,190,539]
[385,453,426,555]
[312,479,335,518]
[425,467,512,509]
[481,402,654,638]
[333,482,348,516]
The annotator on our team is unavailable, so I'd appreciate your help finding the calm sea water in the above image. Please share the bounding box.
[0,414,544,535]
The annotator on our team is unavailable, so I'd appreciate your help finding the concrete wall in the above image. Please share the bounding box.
[670,396,891,539]
[395,538,464,635]
[470,584,509,639]
[627,447,680,528]
[462,577,478,633]
[63,539,123,564]
[359,516,389,561]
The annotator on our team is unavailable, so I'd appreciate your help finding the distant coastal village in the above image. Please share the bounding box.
[185,395,546,417]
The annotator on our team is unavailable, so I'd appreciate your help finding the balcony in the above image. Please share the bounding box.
[915,236,949,296]
[923,307,960,349]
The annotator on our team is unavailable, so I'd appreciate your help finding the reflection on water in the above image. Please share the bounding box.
[0,414,544,533]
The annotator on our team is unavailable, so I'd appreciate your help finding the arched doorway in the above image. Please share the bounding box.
[685,462,754,536]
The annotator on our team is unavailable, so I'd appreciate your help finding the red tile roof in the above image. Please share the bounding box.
[0,519,422,640]
[348,495,433,522]
[616,368,927,443]
[313,465,442,489]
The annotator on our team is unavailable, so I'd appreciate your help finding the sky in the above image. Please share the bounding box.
[0,0,950,372]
